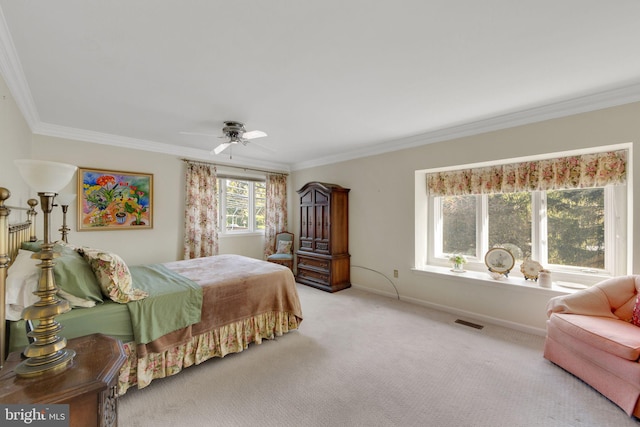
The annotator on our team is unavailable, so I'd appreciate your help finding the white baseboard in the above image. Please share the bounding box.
[350,282,547,337]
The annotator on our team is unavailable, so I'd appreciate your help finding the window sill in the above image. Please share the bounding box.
[411,265,586,296]
[219,232,265,238]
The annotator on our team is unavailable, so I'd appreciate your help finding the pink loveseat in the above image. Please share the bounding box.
[544,275,640,417]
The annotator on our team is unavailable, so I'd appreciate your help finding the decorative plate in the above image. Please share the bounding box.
[520,258,543,281]
[484,248,515,274]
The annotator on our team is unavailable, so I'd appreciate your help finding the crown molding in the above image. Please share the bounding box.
[33,122,291,172]
[291,81,640,171]
[0,9,289,173]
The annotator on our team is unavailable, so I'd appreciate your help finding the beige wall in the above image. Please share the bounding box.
[30,135,186,265]
[0,75,31,209]
[28,135,275,265]
[4,69,640,332]
[1,70,270,264]
[291,102,640,333]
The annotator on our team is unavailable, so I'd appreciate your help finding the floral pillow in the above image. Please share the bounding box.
[276,241,292,254]
[632,296,640,327]
[78,247,148,303]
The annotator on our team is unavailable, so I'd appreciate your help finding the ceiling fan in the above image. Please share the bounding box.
[181,121,267,155]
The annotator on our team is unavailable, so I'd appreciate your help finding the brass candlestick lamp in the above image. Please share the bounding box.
[56,193,76,243]
[27,198,39,242]
[14,159,77,377]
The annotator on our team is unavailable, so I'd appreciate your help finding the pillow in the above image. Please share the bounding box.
[276,240,292,254]
[58,289,96,308]
[79,247,148,303]
[5,250,40,320]
[632,296,640,327]
[21,240,67,253]
[53,245,104,303]
[8,249,39,279]
[21,240,43,252]
[5,249,98,320]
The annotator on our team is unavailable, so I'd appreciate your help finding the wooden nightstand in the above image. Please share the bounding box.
[0,334,126,427]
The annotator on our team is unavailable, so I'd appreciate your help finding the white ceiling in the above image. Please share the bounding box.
[1,1,640,171]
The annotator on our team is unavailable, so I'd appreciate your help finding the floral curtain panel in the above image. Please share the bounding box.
[183,162,218,259]
[264,173,288,258]
[427,150,627,197]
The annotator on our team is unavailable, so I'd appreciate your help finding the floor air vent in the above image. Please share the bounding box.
[455,319,484,330]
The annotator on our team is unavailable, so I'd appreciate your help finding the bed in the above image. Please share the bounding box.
[0,187,303,395]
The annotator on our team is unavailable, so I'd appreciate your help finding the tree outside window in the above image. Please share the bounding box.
[438,187,607,272]
[547,188,604,269]
[442,195,476,257]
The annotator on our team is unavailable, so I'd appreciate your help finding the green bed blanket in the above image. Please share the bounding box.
[128,264,203,344]
[8,301,132,354]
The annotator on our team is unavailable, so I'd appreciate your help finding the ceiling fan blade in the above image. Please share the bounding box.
[213,142,231,155]
[243,130,267,140]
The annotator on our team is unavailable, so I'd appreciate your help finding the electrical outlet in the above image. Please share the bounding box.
[393,269,398,278]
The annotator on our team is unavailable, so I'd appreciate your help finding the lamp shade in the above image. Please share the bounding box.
[14,160,77,193]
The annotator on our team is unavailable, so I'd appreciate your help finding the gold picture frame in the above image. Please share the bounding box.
[78,167,153,230]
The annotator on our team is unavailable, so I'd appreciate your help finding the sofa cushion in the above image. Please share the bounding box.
[544,327,640,416]
[549,313,640,361]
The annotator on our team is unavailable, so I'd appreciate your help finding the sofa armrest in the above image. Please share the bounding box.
[547,275,639,320]
[547,286,618,319]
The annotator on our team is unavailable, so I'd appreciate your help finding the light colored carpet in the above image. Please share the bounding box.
[119,284,640,427]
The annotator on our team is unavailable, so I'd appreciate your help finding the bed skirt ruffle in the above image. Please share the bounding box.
[117,311,301,395]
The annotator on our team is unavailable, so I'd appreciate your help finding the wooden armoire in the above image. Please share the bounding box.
[296,182,350,292]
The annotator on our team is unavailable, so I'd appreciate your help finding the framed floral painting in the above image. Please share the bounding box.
[78,167,153,230]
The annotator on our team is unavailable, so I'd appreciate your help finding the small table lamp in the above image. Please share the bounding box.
[14,159,77,377]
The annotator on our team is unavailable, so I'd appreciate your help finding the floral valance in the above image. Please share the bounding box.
[427,150,627,197]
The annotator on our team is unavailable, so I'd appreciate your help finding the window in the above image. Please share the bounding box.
[218,178,265,233]
[442,195,476,257]
[547,188,605,270]
[436,187,613,269]
[422,147,629,284]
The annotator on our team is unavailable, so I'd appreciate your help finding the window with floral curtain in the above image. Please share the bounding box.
[183,161,218,259]
[423,149,628,277]
[263,173,288,258]
[426,150,626,196]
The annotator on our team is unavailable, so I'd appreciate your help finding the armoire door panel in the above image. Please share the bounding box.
[314,189,329,205]
[300,189,313,204]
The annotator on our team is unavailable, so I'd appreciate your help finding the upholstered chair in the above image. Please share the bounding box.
[267,232,294,270]
[545,275,640,417]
